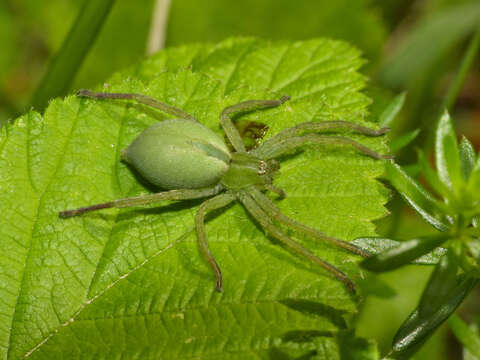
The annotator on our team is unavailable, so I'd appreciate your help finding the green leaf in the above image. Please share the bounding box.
[418,251,458,317]
[435,110,464,195]
[360,234,450,272]
[459,136,476,180]
[385,161,449,231]
[467,155,480,201]
[417,149,452,199]
[352,237,446,265]
[473,215,480,228]
[31,0,116,112]
[0,38,388,359]
[379,92,406,127]
[449,314,480,358]
[390,276,478,359]
[389,129,420,152]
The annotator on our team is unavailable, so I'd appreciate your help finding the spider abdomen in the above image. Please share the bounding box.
[122,119,232,189]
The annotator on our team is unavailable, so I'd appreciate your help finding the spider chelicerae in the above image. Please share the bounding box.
[60,90,390,293]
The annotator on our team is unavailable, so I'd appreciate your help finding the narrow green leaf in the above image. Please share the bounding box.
[459,137,476,180]
[417,149,452,200]
[390,277,478,359]
[418,251,458,317]
[379,92,406,127]
[386,161,449,231]
[449,314,480,358]
[435,110,464,194]
[402,162,422,177]
[353,237,446,265]
[389,129,420,152]
[473,216,480,228]
[443,23,480,111]
[467,156,480,201]
[361,234,450,272]
[31,0,116,112]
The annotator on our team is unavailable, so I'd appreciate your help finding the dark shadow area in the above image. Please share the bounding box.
[280,298,348,329]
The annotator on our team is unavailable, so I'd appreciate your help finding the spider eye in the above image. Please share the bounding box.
[258,161,267,175]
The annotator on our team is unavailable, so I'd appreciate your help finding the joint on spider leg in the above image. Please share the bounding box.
[279,95,290,103]
[265,184,286,199]
[343,276,357,293]
[59,201,114,218]
[215,265,223,292]
[77,89,95,98]
[376,127,391,135]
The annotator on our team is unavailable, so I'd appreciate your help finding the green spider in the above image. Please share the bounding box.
[60,90,390,293]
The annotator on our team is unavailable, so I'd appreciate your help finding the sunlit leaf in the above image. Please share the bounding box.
[417,149,452,200]
[467,156,480,201]
[459,136,476,180]
[379,92,406,127]
[0,38,388,359]
[389,129,419,152]
[435,110,464,195]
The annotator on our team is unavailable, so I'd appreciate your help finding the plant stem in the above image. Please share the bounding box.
[443,23,480,111]
[147,0,172,55]
[31,0,116,112]
[422,23,480,153]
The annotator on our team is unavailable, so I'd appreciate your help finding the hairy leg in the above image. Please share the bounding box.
[268,120,388,140]
[250,187,370,257]
[59,185,222,217]
[77,89,196,121]
[220,96,290,152]
[254,120,389,157]
[238,191,356,292]
[195,192,236,292]
[257,133,391,160]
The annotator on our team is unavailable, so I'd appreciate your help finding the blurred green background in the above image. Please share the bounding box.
[1,0,479,358]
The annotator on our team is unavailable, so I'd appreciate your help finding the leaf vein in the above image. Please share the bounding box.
[7,102,82,360]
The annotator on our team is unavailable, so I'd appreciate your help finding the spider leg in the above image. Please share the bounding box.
[195,192,236,292]
[257,133,391,160]
[77,89,196,121]
[238,190,356,293]
[254,120,390,157]
[260,120,389,145]
[59,185,222,217]
[250,187,370,257]
[220,96,290,153]
[264,184,286,198]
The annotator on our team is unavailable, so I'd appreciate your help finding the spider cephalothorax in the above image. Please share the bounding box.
[60,90,390,292]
